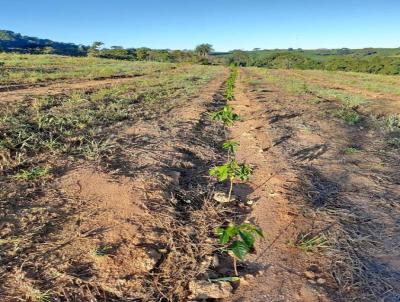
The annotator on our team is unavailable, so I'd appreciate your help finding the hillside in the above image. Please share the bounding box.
[0,30,87,56]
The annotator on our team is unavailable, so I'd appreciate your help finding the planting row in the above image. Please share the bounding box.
[209,67,263,280]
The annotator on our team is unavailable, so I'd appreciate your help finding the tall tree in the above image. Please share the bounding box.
[195,43,213,57]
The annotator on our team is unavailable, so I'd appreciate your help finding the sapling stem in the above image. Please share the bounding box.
[228,177,233,202]
[233,257,238,276]
[216,223,264,278]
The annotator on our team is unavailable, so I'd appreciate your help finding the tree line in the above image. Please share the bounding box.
[224,50,400,75]
[85,41,216,63]
[0,30,217,64]
[2,29,400,75]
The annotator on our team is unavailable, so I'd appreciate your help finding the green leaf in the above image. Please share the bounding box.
[209,165,229,182]
[235,164,252,181]
[238,230,255,248]
[218,224,238,244]
[230,240,250,260]
[239,224,264,238]
[254,227,264,238]
[208,276,241,282]
[222,140,240,154]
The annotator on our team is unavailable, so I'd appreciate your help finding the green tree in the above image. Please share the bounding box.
[87,41,103,57]
[229,50,250,66]
[195,43,213,57]
[135,47,150,61]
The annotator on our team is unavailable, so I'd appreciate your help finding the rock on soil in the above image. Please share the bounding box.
[304,271,316,279]
[213,192,236,203]
[188,280,233,300]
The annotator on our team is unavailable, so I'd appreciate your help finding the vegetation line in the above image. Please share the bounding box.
[209,68,263,278]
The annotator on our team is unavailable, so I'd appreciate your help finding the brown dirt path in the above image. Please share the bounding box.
[227,69,332,301]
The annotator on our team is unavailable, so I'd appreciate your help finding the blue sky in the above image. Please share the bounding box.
[1,0,399,51]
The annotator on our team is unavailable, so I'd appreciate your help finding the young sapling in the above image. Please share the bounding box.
[209,160,252,202]
[210,105,240,127]
[216,223,263,276]
[222,140,240,159]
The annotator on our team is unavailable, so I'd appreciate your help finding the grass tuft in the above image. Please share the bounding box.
[13,167,50,181]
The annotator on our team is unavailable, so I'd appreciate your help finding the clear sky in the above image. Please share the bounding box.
[1,0,399,51]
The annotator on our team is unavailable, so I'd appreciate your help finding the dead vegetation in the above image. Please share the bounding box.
[244,67,400,301]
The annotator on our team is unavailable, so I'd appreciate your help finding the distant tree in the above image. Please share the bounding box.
[78,45,89,55]
[229,50,250,66]
[148,49,169,62]
[99,47,132,60]
[195,43,213,57]
[253,48,261,51]
[87,41,104,56]
[169,49,197,63]
[135,47,150,60]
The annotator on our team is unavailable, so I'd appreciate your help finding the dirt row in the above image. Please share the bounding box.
[1,68,234,301]
[229,68,400,301]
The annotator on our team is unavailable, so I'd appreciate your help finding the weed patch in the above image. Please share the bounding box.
[344,146,362,154]
[292,233,329,252]
[335,108,362,125]
[13,166,49,181]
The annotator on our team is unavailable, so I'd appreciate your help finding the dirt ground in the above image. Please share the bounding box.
[227,68,400,301]
[1,66,399,301]
[1,67,232,301]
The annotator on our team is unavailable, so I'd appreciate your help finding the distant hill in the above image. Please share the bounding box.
[0,30,88,56]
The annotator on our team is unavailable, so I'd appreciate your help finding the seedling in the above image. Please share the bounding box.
[222,140,240,158]
[210,105,240,127]
[209,160,252,202]
[216,223,263,276]
[225,67,238,101]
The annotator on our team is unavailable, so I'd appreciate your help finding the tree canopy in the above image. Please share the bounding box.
[195,43,213,57]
